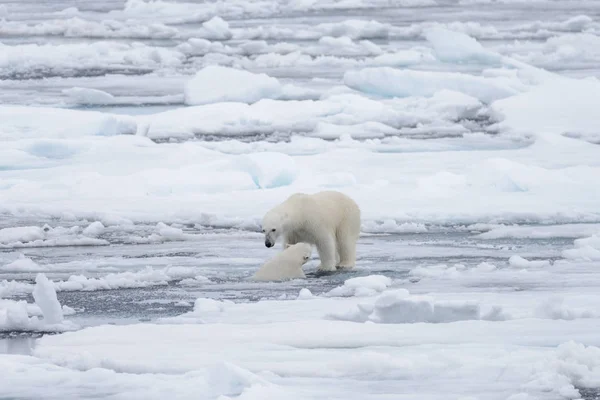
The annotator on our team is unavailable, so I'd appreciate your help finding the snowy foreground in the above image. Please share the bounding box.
[2,0,600,399]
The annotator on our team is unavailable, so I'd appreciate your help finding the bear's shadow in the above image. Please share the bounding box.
[305,269,357,278]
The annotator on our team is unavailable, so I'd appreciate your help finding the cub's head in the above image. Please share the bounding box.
[285,243,312,264]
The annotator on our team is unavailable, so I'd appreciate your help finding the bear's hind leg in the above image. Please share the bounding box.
[336,231,358,269]
[316,234,337,272]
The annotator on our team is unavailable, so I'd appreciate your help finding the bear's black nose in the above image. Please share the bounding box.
[265,241,273,248]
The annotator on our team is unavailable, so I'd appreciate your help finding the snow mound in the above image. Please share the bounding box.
[55,267,171,291]
[133,223,206,244]
[0,225,109,249]
[326,275,393,297]
[184,66,282,105]
[158,298,232,324]
[362,220,428,234]
[0,106,136,140]
[344,67,519,103]
[201,16,232,40]
[177,276,211,287]
[82,221,105,237]
[476,224,600,240]
[2,254,46,272]
[235,152,298,189]
[315,19,391,39]
[535,297,595,321]
[508,255,551,269]
[63,87,115,105]
[311,121,399,140]
[297,288,314,300]
[491,76,600,141]
[0,226,45,244]
[330,289,507,323]
[562,234,600,261]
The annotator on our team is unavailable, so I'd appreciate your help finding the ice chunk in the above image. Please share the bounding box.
[184,66,282,105]
[424,27,501,64]
[344,67,519,103]
[32,274,64,325]
[508,255,551,268]
[235,152,298,189]
[82,221,105,237]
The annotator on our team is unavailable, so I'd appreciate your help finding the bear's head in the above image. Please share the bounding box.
[285,242,312,264]
[261,210,289,248]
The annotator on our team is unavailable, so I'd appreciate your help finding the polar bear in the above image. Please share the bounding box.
[262,190,361,272]
[252,243,312,281]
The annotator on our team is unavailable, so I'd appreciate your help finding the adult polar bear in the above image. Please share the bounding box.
[262,190,361,272]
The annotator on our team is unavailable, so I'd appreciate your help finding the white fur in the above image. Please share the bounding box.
[262,190,361,272]
[252,243,312,281]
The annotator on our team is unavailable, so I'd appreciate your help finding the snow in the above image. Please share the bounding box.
[2,1,600,399]
[184,66,282,105]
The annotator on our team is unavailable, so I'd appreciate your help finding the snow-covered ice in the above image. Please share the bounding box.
[1,0,600,399]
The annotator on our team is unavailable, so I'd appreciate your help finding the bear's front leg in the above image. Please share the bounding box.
[316,234,337,272]
[282,233,298,249]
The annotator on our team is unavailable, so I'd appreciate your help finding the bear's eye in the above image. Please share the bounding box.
[261,229,265,233]
[271,228,276,232]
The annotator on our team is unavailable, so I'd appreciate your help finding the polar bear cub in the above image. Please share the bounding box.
[252,243,312,281]
[262,190,361,272]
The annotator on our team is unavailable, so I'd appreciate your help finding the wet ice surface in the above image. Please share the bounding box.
[0,229,570,330]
